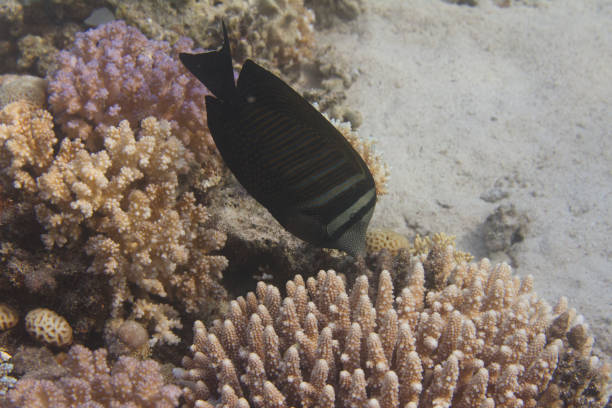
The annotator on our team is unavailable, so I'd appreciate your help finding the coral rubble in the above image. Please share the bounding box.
[176,246,610,407]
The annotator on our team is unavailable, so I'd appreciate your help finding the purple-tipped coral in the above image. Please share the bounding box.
[7,344,181,407]
[48,20,220,170]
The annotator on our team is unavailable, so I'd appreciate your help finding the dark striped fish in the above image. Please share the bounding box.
[179,22,376,256]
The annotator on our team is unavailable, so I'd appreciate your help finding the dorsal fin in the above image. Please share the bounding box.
[178,21,236,100]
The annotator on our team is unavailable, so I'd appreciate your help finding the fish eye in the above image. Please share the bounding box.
[246,95,256,103]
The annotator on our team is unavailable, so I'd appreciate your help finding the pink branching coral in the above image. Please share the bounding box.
[48,20,221,172]
[7,344,181,407]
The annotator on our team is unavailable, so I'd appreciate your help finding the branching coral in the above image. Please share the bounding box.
[176,246,610,407]
[6,344,181,407]
[106,0,315,76]
[48,20,221,173]
[34,117,227,322]
[0,101,56,193]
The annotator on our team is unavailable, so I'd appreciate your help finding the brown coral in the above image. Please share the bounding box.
[107,0,315,76]
[7,344,181,407]
[176,247,610,407]
[0,304,18,330]
[0,101,56,193]
[24,308,73,347]
[33,117,227,324]
[366,228,409,255]
[0,74,47,109]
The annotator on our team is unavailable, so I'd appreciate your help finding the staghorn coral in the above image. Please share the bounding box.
[176,246,610,407]
[106,0,314,77]
[34,117,228,325]
[48,20,222,174]
[0,101,56,194]
[6,344,181,407]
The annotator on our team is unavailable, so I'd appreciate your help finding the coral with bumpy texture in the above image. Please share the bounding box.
[48,20,221,173]
[107,0,314,76]
[0,304,18,331]
[34,117,228,323]
[25,308,73,347]
[366,229,409,255]
[7,344,181,407]
[0,101,56,193]
[0,348,17,396]
[0,75,47,109]
[176,246,610,407]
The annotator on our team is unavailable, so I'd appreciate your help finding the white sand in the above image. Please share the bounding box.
[319,0,612,355]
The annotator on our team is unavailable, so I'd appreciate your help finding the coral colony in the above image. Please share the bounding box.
[0,5,609,408]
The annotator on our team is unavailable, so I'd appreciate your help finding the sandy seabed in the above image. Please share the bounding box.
[320,0,612,356]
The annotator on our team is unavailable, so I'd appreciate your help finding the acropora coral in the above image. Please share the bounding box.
[6,344,181,407]
[176,246,610,407]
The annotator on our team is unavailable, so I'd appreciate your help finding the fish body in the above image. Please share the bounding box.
[179,23,376,256]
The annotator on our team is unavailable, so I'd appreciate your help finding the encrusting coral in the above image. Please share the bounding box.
[6,344,181,407]
[176,245,610,407]
[0,74,47,109]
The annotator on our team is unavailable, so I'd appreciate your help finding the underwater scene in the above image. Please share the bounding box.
[0,0,611,406]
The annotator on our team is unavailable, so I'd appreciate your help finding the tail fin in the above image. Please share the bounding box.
[179,21,236,100]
